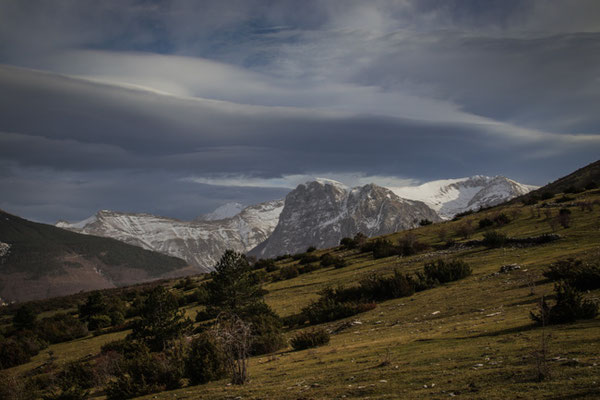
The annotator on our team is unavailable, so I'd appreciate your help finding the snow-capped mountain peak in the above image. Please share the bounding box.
[56,200,284,271]
[388,175,536,219]
[197,202,245,221]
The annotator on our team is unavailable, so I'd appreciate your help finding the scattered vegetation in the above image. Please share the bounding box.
[290,328,330,350]
[531,282,598,325]
[543,258,600,290]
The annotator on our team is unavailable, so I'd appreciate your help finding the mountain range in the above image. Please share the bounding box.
[57,200,284,272]
[56,175,535,270]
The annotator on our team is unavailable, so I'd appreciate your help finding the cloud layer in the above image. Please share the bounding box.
[1,1,599,222]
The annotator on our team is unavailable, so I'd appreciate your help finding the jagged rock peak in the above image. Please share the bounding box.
[249,180,440,259]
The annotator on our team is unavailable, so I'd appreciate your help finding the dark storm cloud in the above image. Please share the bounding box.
[1,0,599,223]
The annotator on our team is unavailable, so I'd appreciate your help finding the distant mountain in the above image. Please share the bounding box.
[0,210,192,302]
[389,176,536,219]
[249,179,440,259]
[196,202,245,221]
[57,200,284,271]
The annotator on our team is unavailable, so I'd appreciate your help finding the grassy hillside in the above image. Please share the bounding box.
[515,159,600,204]
[2,188,600,399]
[0,210,189,301]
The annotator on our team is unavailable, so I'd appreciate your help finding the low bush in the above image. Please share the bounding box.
[423,259,472,284]
[290,328,330,350]
[299,254,320,265]
[106,351,183,399]
[36,313,88,344]
[478,218,494,229]
[320,253,340,267]
[184,333,226,385]
[0,338,32,369]
[531,283,598,325]
[340,233,367,250]
[543,258,600,290]
[493,213,511,226]
[56,360,97,390]
[101,339,149,357]
[419,219,433,226]
[87,314,112,331]
[300,297,376,325]
[252,258,276,271]
[279,265,299,280]
[482,230,508,248]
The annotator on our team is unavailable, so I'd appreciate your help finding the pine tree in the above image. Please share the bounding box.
[206,250,263,315]
[130,286,191,351]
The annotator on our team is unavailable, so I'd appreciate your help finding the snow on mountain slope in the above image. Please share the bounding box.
[196,202,245,221]
[57,200,284,271]
[389,176,536,219]
[249,180,440,259]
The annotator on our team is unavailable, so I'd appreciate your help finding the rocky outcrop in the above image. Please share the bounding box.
[249,180,440,258]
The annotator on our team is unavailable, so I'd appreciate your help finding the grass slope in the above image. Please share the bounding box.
[0,210,187,279]
[4,189,600,399]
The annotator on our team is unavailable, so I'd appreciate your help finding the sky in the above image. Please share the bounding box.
[1,0,599,223]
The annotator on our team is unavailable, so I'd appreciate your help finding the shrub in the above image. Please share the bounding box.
[101,339,149,357]
[252,258,276,271]
[37,313,88,344]
[423,259,472,284]
[195,309,215,323]
[290,328,330,350]
[340,237,355,249]
[186,286,209,305]
[340,233,367,249]
[106,351,183,399]
[482,230,508,248]
[541,192,554,200]
[558,208,572,228]
[493,213,511,226]
[306,246,317,253]
[87,314,112,331]
[0,338,31,369]
[333,259,348,269]
[57,360,97,390]
[543,258,600,290]
[478,218,494,229]
[184,333,226,385]
[0,373,36,400]
[361,239,398,259]
[300,297,376,325]
[397,234,428,256]
[356,271,416,302]
[531,283,598,325]
[13,304,37,331]
[279,265,299,280]
[299,253,320,265]
[419,219,433,226]
[319,253,337,267]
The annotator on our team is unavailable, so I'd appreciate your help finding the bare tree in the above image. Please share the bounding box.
[212,313,252,385]
[531,297,551,381]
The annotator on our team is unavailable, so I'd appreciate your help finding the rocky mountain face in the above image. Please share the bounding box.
[389,176,536,219]
[249,179,440,259]
[57,200,284,272]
